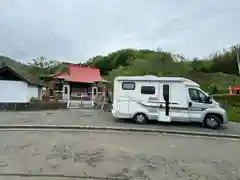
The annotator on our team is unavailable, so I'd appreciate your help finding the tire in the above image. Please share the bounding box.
[204,114,221,129]
[133,113,148,124]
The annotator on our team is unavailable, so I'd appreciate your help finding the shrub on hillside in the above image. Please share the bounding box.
[213,94,240,107]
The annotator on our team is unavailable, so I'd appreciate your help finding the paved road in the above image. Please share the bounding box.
[0,130,239,180]
[0,109,240,134]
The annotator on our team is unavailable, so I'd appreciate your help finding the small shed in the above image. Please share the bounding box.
[0,64,44,102]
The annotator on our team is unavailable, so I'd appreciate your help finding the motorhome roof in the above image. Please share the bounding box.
[115,75,199,86]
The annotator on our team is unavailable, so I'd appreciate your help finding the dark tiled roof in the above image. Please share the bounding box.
[0,63,44,86]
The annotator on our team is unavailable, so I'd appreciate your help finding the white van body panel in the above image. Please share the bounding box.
[112,75,228,124]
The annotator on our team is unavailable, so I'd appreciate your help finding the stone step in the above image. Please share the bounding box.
[67,101,94,109]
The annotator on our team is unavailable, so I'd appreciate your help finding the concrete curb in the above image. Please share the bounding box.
[0,172,124,180]
[0,124,239,139]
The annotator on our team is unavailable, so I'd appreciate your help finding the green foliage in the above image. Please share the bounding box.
[86,49,138,75]
[86,49,175,76]
[0,55,66,81]
[87,45,240,93]
[209,84,219,94]
[207,45,240,75]
[213,94,240,121]
[1,44,240,94]
[227,108,240,122]
[0,56,28,69]
[213,94,240,107]
[27,56,60,76]
[29,56,59,69]
[185,72,240,93]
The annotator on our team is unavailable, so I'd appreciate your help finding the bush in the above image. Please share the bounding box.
[213,94,240,107]
[37,101,67,110]
[213,94,240,121]
[227,107,240,122]
[209,85,219,94]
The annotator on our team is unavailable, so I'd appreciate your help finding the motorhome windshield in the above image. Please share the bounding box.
[199,89,209,97]
[188,87,210,103]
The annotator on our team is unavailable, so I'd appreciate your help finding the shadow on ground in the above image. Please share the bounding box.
[115,118,228,131]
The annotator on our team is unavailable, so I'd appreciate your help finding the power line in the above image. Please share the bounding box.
[237,50,240,76]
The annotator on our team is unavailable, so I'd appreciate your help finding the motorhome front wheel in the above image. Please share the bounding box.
[134,113,147,124]
[204,114,221,129]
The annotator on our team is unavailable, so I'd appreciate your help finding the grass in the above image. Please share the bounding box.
[213,95,240,122]
[186,72,240,93]
[227,107,240,122]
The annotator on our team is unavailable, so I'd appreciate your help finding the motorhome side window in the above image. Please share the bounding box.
[188,88,208,103]
[141,86,155,95]
[122,82,135,90]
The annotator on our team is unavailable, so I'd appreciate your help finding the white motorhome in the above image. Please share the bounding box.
[112,75,228,129]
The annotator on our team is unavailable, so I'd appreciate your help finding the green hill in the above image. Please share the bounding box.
[1,45,240,94]
[0,56,28,69]
[86,46,240,94]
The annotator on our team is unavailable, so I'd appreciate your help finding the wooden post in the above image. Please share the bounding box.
[100,85,107,111]
[229,86,232,95]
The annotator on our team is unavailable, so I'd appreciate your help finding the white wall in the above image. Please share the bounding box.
[0,80,28,102]
[28,85,39,101]
[0,80,40,103]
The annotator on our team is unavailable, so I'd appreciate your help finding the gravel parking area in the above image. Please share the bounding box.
[0,130,239,180]
[0,109,240,135]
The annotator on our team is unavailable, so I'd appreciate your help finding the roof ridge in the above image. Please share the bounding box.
[0,64,44,86]
[69,64,100,70]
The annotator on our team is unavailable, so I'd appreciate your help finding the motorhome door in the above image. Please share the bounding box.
[158,84,171,122]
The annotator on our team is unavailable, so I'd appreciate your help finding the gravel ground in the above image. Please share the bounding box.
[0,131,239,180]
[0,109,240,135]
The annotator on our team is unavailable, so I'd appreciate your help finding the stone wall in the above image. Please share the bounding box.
[0,102,67,111]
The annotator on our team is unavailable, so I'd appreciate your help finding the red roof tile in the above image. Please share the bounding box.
[53,64,101,83]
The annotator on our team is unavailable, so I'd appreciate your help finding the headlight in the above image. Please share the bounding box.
[218,103,225,109]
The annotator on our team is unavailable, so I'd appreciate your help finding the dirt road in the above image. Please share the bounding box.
[0,130,239,180]
[0,109,240,135]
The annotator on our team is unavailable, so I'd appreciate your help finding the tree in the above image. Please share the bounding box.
[191,58,202,71]
[29,56,59,69]
[207,45,240,75]
[28,56,60,76]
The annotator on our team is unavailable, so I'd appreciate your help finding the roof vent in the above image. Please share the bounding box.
[144,75,157,77]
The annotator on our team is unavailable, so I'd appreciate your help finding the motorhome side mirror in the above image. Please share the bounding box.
[163,85,169,102]
[206,96,212,103]
[188,102,192,107]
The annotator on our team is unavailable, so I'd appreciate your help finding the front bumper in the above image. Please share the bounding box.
[111,109,116,117]
[222,110,228,124]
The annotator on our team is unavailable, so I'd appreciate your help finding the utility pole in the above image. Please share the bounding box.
[237,49,240,76]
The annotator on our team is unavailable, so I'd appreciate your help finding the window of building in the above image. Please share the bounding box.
[93,88,97,95]
[64,86,68,95]
[122,82,135,90]
[49,89,54,97]
[141,86,155,95]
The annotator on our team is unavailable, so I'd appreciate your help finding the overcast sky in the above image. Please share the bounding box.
[0,0,240,63]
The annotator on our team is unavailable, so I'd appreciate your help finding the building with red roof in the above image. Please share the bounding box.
[53,64,102,83]
[42,64,107,101]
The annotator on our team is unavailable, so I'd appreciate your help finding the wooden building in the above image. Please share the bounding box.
[41,64,108,102]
